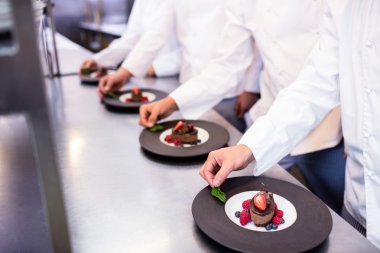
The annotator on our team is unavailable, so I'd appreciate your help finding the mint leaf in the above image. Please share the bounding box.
[106,92,117,99]
[211,187,226,203]
[148,124,164,132]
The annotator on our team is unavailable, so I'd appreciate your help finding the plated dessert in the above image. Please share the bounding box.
[125,87,148,103]
[236,190,285,230]
[192,176,332,253]
[80,66,107,80]
[164,121,200,146]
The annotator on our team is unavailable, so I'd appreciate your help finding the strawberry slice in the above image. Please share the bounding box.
[253,194,266,211]
[132,87,139,95]
[174,121,184,131]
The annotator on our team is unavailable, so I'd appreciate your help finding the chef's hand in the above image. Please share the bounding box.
[199,144,255,187]
[97,68,132,99]
[80,59,97,73]
[146,66,156,77]
[139,96,179,128]
[234,91,260,119]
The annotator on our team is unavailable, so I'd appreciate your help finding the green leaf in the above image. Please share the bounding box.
[106,92,117,99]
[81,68,91,75]
[148,124,164,132]
[211,187,226,203]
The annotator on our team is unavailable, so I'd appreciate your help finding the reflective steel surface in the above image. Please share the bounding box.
[44,75,379,253]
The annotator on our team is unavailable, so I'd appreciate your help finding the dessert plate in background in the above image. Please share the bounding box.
[103,88,167,112]
[79,68,113,84]
[139,120,229,158]
[192,176,332,253]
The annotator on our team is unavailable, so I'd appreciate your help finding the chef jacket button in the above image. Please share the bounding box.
[366,40,374,48]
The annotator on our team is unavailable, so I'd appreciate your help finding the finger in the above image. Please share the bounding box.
[200,158,217,186]
[212,162,233,187]
[237,106,244,119]
[104,77,114,92]
[234,102,239,114]
[146,108,159,128]
[98,76,108,93]
[139,105,151,127]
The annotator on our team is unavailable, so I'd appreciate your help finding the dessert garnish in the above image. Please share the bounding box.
[211,187,226,203]
[164,121,200,146]
[148,124,164,132]
[106,92,117,99]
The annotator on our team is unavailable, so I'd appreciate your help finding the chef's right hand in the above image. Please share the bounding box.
[139,96,179,128]
[97,67,131,99]
[80,59,97,73]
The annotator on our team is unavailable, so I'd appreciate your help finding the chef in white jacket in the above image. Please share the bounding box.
[98,0,247,131]
[200,0,380,248]
[139,0,345,212]
[80,0,180,78]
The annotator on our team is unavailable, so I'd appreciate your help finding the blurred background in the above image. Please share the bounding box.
[55,0,134,51]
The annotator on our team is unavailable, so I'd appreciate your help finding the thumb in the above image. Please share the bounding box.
[147,108,159,128]
[212,162,232,187]
[104,77,113,92]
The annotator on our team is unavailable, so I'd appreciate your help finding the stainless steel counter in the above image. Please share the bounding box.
[44,75,379,253]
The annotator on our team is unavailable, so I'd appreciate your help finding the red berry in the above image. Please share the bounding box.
[174,121,184,131]
[173,139,182,146]
[253,194,266,211]
[165,135,173,143]
[272,216,282,225]
[275,209,283,218]
[274,203,278,211]
[239,209,251,225]
[242,199,250,209]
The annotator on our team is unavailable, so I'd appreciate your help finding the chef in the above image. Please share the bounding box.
[139,0,345,213]
[80,0,180,78]
[199,0,380,249]
[97,0,247,132]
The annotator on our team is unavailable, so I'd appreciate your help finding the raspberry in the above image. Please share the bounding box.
[242,199,250,209]
[165,135,173,143]
[239,209,251,226]
[275,209,283,218]
[173,139,182,146]
[274,203,278,211]
[272,216,282,225]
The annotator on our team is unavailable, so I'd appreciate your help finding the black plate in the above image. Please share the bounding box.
[103,88,167,110]
[139,120,229,158]
[192,177,332,253]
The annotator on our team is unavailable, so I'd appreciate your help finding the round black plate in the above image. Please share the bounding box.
[192,177,332,253]
[103,88,167,109]
[139,120,229,158]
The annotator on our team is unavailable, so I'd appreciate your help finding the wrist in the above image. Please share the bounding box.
[117,67,132,81]
[166,96,179,111]
[237,144,255,163]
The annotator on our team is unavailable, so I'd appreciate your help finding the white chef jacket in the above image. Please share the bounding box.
[92,0,180,77]
[122,0,244,99]
[170,0,342,155]
[239,0,380,248]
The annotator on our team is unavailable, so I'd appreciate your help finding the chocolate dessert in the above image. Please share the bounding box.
[126,87,148,102]
[249,191,276,227]
[130,87,144,102]
[171,121,198,144]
